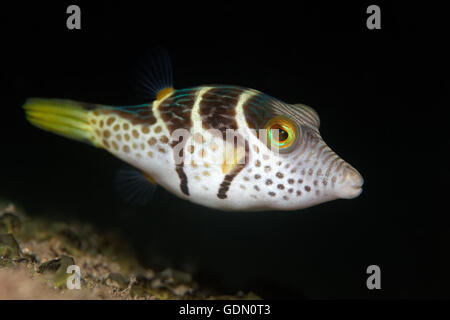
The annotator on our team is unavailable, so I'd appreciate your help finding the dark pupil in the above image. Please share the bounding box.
[279,129,289,141]
[277,128,289,142]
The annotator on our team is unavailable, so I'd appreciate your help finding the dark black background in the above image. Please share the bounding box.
[1,2,448,299]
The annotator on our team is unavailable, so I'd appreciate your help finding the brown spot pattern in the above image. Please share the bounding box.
[160,135,169,144]
[97,104,156,127]
[103,130,110,139]
[106,117,115,126]
[148,137,157,146]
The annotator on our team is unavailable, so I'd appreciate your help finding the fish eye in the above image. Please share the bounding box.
[272,124,289,142]
[264,116,299,152]
[269,124,290,145]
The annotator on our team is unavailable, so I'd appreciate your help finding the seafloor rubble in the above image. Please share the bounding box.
[0,202,259,300]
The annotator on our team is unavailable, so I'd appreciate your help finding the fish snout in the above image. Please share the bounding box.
[334,165,364,199]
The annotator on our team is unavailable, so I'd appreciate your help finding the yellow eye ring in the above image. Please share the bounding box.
[264,116,298,151]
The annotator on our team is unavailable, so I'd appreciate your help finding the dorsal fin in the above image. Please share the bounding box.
[134,47,174,102]
[293,103,320,129]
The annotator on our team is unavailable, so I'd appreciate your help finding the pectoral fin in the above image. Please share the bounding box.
[114,166,157,206]
[221,145,246,175]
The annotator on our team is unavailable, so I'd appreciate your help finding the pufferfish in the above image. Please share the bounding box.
[23,49,363,211]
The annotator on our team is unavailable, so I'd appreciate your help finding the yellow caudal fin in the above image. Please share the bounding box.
[23,98,98,146]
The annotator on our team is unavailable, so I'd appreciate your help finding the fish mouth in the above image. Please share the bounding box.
[344,184,363,199]
[336,172,364,199]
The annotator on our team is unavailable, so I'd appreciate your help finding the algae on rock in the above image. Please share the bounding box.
[0,202,260,300]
